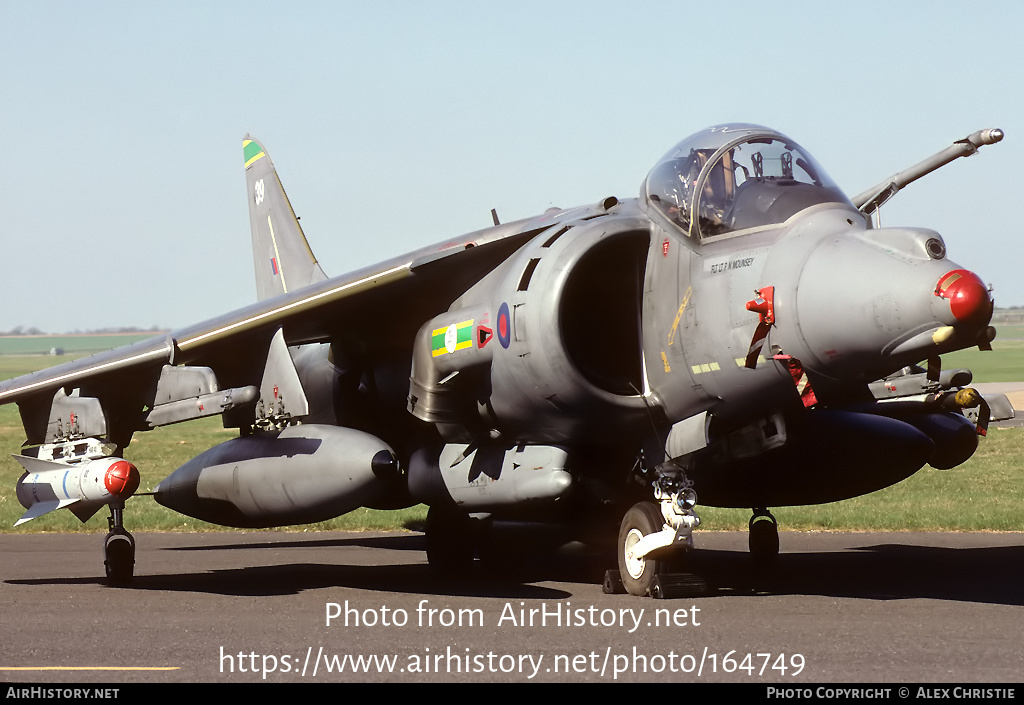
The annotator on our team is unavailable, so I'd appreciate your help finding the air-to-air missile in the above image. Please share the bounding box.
[15,453,140,526]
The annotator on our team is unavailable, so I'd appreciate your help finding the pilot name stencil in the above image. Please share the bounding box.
[707,255,757,274]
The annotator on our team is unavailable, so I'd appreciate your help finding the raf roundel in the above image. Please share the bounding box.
[497,302,511,348]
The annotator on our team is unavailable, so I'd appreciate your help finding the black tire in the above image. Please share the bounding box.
[617,502,666,596]
[104,532,135,586]
[748,514,779,565]
[425,506,476,576]
[603,569,626,594]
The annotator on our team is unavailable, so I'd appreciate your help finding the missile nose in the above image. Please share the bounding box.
[934,269,992,325]
[104,460,140,500]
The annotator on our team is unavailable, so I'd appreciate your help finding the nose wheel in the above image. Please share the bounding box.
[617,502,666,596]
[610,495,706,598]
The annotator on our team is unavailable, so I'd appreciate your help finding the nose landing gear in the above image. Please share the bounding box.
[606,463,706,598]
[617,501,668,596]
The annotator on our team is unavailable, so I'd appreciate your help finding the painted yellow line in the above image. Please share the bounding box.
[0,666,180,671]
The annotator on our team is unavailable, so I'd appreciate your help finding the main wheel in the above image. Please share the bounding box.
[425,506,477,576]
[617,502,666,596]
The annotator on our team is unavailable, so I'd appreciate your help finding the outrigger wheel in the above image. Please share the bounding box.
[104,502,135,586]
[748,509,779,564]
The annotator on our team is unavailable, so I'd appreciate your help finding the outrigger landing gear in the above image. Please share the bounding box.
[104,501,135,586]
[748,508,779,565]
[607,463,706,598]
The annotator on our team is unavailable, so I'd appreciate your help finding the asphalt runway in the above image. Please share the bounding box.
[2,530,1023,684]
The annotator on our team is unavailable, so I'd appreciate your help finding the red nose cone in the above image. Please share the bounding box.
[104,460,140,499]
[935,269,991,324]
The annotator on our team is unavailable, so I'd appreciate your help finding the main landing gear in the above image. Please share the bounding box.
[424,505,491,576]
[104,501,135,586]
[425,505,471,573]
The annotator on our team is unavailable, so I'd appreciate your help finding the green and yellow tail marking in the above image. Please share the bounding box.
[243,139,266,169]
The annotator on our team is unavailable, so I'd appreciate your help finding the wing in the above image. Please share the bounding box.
[0,136,580,448]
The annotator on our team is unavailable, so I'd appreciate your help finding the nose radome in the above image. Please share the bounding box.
[779,226,994,378]
[934,269,992,325]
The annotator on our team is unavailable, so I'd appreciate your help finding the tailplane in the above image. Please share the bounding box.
[243,135,328,300]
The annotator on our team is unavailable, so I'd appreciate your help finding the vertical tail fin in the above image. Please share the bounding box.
[243,135,328,300]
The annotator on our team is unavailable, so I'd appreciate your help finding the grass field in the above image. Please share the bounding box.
[0,332,1021,534]
[0,333,158,356]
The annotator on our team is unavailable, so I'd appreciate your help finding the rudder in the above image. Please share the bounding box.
[243,135,327,300]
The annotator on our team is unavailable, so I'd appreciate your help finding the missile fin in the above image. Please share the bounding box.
[67,501,104,523]
[14,498,79,526]
[12,454,71,473]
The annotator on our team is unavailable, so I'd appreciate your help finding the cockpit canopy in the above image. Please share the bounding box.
[643,124,852,240]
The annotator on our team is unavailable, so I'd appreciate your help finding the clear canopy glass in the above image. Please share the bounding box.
[643,124,851,240]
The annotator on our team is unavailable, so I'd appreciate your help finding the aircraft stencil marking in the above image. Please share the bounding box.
[667,287,692,347]
[477,324,493,349]
[690,362,721,375]
[708,255,757,274]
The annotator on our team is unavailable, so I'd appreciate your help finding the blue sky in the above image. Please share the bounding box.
[1,1,1021,331]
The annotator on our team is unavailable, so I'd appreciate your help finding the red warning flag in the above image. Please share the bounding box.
[773,355,817,408]
[744,286,775,369]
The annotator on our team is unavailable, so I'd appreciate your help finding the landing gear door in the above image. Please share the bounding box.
[642,227,704,421]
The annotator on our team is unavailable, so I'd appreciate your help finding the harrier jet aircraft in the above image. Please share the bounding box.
[2,124,1007,596]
